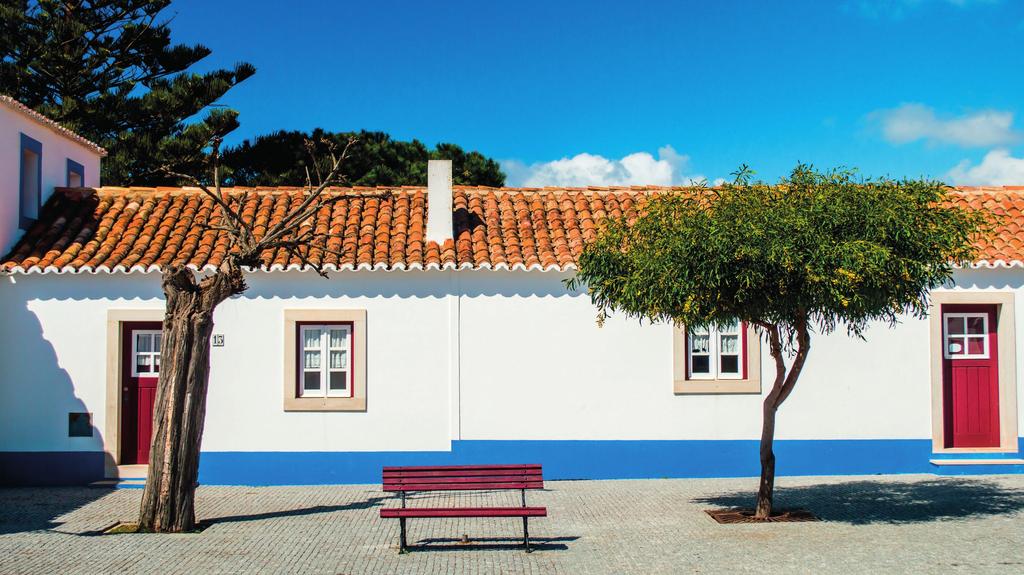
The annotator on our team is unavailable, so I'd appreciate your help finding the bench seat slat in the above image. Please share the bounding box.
[385,470,544,478]
[380,507,547,519]
[383,464,540,472]
[385,478,544,487]
[385,472,544,480]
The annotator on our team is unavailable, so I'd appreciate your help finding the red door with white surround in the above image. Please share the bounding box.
[121,322,162,464]
[942,305,1000,448]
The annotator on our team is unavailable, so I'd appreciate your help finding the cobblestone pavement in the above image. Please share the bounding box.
[2,474,1024,574]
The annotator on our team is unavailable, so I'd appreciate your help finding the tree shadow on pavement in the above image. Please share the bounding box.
[204,496,391,525]
[0,487,117,535]
[693,478,1024,525]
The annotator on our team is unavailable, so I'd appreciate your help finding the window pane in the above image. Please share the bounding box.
[721,355,739,374]
[966,316,985,335]
[329,371,347,391]
[967,336,985,355]
[136,333,151,352]
[303,371,321,391]
[690,334,710,354]
[721,321,740,335]
[136,354,151,373]
[720,334,739,354]
[153,333,162,353]
[946,316,965,335]
[304,350,321,369]
[691,355,710,374]
[947,337,965,356]
[153,354,160,371]
[329,329,347,348]
[303,328,322,349]
[330,350,347,369]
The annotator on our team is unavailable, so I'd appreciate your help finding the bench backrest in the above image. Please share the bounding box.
[383,464,543,492]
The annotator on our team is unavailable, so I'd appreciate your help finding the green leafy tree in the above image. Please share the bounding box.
[221,129,506,187]
[0,0,254,184]
[569,165,988,518]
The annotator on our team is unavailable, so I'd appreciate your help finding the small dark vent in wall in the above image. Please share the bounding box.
[68,412,92,437]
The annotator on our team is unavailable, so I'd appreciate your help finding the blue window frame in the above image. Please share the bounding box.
[67,158,85,187]
[19,134,42,230]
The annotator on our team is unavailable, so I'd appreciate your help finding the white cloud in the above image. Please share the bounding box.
[870,103,1019,148]
[947,149,1024,185]
[501,146,707,187]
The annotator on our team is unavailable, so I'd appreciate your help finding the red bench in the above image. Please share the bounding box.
[380,464,547,553]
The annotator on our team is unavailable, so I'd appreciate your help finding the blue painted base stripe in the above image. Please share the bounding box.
[0,452,106,486]
[5,439,1022,486]
[197,438,1021,486]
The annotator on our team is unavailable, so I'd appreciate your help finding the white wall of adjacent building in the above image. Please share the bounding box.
[0,104,102,257]
[0,267,1020,458]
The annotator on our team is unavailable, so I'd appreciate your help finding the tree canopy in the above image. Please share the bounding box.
[221,129,506,187]
[571,166,988,341]
[570,165,989,518]
[0,0,254,184]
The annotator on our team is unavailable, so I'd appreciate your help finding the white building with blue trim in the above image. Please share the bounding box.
[1,101,1022,486]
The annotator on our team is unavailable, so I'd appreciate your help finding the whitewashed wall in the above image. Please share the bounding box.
[0,105,102,257]
[458,268,1024,441]
[0,267,1020,457]
[0,272,456,455]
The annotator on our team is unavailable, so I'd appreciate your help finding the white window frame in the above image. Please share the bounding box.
[943,312,989,360]
[687,322,744,380]
[298,324,353,398]
[130,330,163,377]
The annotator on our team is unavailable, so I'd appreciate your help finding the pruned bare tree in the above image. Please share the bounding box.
[138,135,384,532]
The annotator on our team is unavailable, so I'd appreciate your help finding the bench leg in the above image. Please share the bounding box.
[399,518,409,554]
[523,517,531,553]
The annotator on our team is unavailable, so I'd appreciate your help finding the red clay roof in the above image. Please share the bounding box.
[2,185,1022,274]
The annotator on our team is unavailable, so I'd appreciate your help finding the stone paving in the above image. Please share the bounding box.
[1,474,1024,574]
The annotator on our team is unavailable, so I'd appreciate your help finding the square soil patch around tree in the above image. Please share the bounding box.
[706,508,819,524]
[102,521,211,534]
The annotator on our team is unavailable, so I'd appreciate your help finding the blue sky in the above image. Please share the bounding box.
[169,0,1024,186]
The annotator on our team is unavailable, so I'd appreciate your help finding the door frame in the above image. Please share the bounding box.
[104,309,164,478]
[929,292,1018,453]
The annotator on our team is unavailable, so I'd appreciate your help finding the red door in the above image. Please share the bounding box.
[942,305,1000,448]
[121,322,162,464]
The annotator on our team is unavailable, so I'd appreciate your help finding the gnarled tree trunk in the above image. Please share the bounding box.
[754,317,810,519]
[138,262,245,532]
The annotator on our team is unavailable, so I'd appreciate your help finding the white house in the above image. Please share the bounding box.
[0,96,105,257]
[1,102,1022,486]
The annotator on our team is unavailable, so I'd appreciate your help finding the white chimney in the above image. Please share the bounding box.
[426,159,453,244]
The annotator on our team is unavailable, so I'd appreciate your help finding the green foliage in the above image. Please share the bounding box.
[569,165,990,340]
[221,129,506,187]
[0,0,254,184]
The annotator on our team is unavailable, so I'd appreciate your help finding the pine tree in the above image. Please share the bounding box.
[222,129,506,187]
[0,0,254,184]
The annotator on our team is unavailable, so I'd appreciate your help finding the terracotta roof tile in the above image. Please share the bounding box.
[2,185,1023,274]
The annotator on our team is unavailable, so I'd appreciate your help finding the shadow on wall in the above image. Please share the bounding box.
[0,294,114,486]
[692,478,1024,524]
[243,269,584,300]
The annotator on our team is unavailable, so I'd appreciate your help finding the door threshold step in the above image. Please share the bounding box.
[89,479,147,488]
[930,458,1024,466]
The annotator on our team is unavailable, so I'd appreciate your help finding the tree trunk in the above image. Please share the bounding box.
[753,318,810,519]
[138,263,244,532]
[755,396,779,518]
